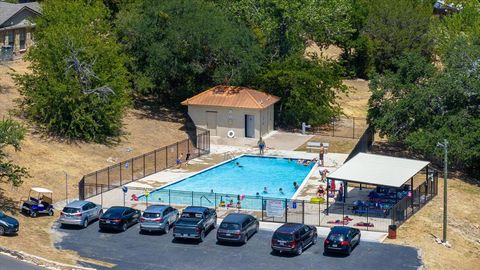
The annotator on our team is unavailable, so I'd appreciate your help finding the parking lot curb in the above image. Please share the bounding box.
[0,247,95,270]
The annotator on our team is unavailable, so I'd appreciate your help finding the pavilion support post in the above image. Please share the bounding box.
[326,179,330,215]
[410,177,414,212]
[425,166,429,199]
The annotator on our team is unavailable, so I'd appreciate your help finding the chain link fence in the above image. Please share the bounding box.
[78,127,210,200]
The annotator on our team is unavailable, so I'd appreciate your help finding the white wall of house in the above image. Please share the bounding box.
[187,105,275,139]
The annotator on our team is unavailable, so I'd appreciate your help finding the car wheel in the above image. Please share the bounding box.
[312,234,318,245]
[256,223,259,233]
[30,211,37,218]
[82,219,89,228]
[0,226,5,236]
[48,209,54,216]
[199,230,205,242]
[164,222,170,234]
[122,223,127,232]
[243,234,248,244]
[346,245,352,255]
[357,236,361,246]
[296,244,303,256]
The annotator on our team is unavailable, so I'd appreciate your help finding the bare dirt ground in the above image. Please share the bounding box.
[0,60,187,265]
[385,175,480,270]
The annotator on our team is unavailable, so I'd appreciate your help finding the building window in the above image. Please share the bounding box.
[19,30,26,50]
[8,31,14,47]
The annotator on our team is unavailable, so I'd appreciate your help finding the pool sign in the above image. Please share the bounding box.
[266,199,284,218]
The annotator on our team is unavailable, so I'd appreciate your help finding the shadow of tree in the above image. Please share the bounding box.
[0,189,20,214]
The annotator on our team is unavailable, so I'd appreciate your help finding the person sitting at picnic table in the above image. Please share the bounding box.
[317,185,325,197]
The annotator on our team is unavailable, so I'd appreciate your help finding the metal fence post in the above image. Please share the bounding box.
[261,197,264,221]
[352,117,355,138]
[143,154,146,177]
[176,142,179,160]
[119,164,122,186]
[95,171,98,195]
[302,200,305,224]
[154,150,157,172]
[168,189,171,206]
[166,147,168,168]
[131,158,134,182]
[285,199,288,223]
[332,119,335,137]
[107,167,110,190]
[192,191,194,205]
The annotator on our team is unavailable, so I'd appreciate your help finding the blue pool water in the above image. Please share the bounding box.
[139,155,315,209]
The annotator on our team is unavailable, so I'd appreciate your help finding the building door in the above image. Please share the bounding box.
[206,111,217,136]
[245,114,255,138]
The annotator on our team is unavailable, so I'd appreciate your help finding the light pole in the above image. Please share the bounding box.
[437,139,448,244]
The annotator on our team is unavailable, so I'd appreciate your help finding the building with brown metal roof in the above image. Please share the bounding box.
[181,85,280,139]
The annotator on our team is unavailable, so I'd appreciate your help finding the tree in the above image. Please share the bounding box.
[116,0,264,104]
[212,0,354,61]
[256,54,346,126]
[0,118,29,189]
[368,37,480,176]
[15,0,130,142]
[362,0,433,73]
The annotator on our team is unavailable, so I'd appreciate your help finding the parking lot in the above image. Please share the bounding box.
[54,221,422,270]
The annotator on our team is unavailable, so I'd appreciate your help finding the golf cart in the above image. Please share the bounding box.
[21,187,54,217]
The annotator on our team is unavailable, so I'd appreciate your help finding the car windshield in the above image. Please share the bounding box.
[62,207,81,214]
[328,233,345,241]
[143,212,161,218]
[273,232,294,241]
[220,223,240,230]
[102,208,124,218]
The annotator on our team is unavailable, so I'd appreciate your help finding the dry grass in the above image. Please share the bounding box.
[339,79,370,118]
[385,175,480,270]
[295,136,357,154]
[0,60,187,265]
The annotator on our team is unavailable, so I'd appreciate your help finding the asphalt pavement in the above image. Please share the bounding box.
[54,221,422,270]
[0,253,45,270]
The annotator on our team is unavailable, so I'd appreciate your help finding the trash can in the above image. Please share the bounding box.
[388,224,397,239]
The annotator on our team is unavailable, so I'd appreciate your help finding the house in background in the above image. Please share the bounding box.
[182,85,280,139]
[0,1,40,59]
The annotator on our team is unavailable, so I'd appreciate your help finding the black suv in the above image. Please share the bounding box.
[271,223,317,255]
[173,206,217,242]
[324,226,361,255]
[217,213,259,244]
[0,211,19,236]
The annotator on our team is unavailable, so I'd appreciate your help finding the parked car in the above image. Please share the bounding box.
[0,211,19,236]
[21,187,54,217]
[324,226,361,255]
[216,213,259,244]
[271,223,317,255]
[140,205,179,233]
[172,206,216,242]
[99,206,141,232]
[59,200,103,228]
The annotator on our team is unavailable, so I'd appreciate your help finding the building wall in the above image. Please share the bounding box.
[0,9,38,54]
[187,105,275,139]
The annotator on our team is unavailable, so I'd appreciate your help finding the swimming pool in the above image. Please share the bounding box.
[139,155,316,208]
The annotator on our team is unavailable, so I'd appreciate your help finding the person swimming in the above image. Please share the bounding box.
[236,162,243,168]
[263,187,268,193]
[256,192,260,196]
[293,182,299,189]
[279,188,284,195]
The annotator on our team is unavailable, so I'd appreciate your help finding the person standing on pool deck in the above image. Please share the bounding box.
[257,137,266,155]
[319,143,325,165]
[185,151,191,166]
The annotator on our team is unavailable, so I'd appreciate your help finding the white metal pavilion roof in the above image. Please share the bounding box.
[327,153,430,188]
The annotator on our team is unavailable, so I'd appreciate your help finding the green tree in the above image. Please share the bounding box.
[116,0,263,104]
[15,0,130,142]
[0,118,29,188]
[213,0,354,60]
[362,0,433,73]
[368,38,480,176]
[256,55,346,126]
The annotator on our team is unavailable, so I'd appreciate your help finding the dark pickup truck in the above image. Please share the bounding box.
[173,206,217,242]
